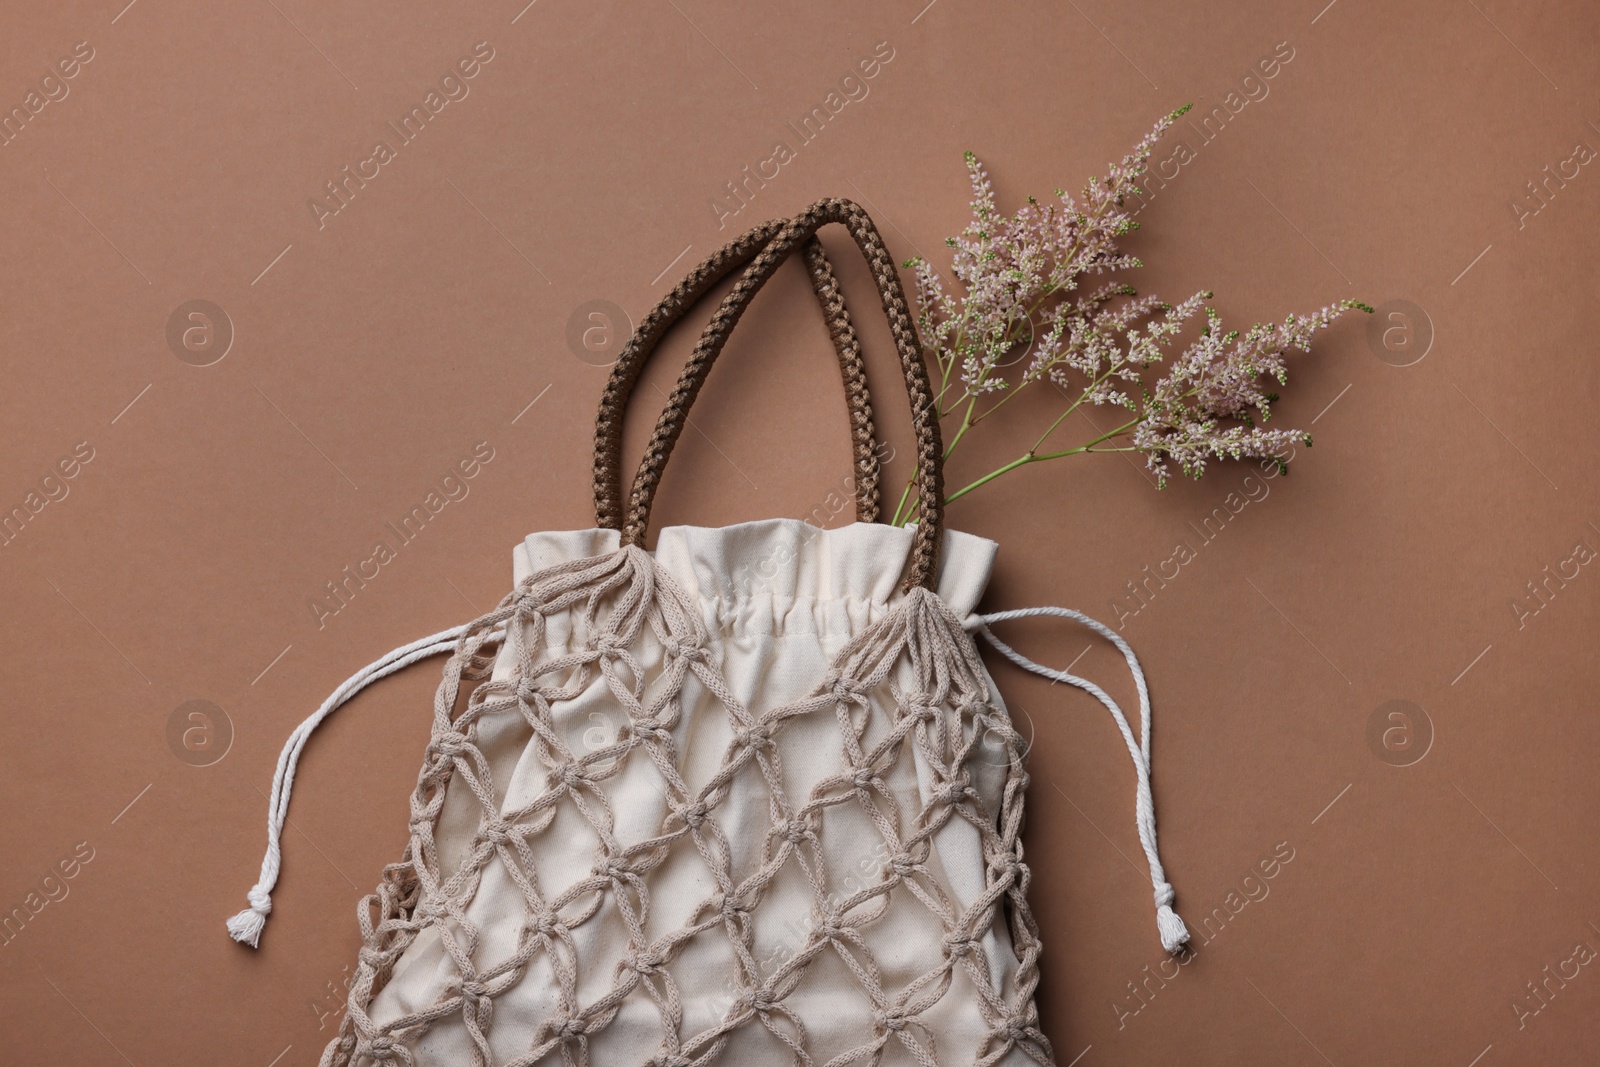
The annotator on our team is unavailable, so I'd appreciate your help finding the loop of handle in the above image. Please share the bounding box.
[619,198,944,591]
[594,220,881,531]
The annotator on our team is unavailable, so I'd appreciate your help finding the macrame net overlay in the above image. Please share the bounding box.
[323,525,1051,1067]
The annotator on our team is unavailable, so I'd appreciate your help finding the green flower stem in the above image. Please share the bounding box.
[888,353,1133,527]
[942,452,1038,505]
[889,412,1141,522]
[1025,371,1113,454]
[944,417,1138,506]
[889,474,917,529]
[904,352,1131,522]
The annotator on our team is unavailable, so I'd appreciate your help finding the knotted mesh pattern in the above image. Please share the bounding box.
[321,545,1049,1067]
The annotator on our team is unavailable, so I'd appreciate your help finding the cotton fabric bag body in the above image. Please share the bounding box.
[230,200,1189,1067]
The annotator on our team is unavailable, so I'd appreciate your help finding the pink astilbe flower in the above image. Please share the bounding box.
[887,105,1371,523]
[909,109,1182,406]
[1133,301,1371,487]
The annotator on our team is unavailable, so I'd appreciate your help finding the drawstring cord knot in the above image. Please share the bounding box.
[224,884,273,948]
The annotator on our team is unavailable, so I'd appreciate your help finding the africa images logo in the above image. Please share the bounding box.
[307,42,497,230]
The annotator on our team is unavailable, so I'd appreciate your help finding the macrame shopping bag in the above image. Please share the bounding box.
[231,200,1188,1067]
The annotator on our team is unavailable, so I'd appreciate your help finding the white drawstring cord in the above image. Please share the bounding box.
[971,606,1190,954]
[226,621,491,947]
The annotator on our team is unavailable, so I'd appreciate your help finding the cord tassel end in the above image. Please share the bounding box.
[1156,903,1189,954]
[227,886,272,948]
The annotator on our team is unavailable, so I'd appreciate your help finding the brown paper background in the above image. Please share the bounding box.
[3,1,1597,1063]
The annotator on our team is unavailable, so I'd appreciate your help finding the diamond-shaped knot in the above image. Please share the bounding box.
[1000,1018,1034,1043]
[934,779,970,807]
[662,639,707,664]
[673,800,709,829]
[776,816,811,844]
[901,691,939,718]
[876,1010,910,1033]
[551,1016,587,1041]
[717,894,753,921]
[633,718,673,744]
[955,694,990,717]
[428,730,471,760]
[850,766,879,790]
[596,857,632,883]
[743,988,781,1014]
[366,1035,400,1060]
[990,853,1022,879]
[593,633,626,658]
[823,669,869,706]
[734,721,776,750]
[554,761,589,788]
[815,913,846,941]
[478,819,517,847]
[528,912,567,938]
[458,977,491,1001]
[887,851,919,877]
[943,932,979,959]
[629,944,667,974]
[515,676,548,705]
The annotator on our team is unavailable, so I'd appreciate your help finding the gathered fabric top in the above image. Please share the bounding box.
[519,519,998,646]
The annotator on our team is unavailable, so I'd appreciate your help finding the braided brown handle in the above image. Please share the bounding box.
[594,221,881,531]
[620,198,944,591]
